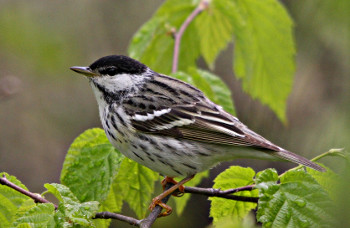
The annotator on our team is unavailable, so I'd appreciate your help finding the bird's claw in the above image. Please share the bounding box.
[148,197,172,217]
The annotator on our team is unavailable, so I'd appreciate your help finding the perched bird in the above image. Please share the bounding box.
[71,55,325,215]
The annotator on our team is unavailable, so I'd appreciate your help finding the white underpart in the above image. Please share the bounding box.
[132,108,171,121]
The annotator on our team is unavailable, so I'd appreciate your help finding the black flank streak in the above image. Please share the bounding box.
[106,130,117,140]
[116,112,126,126]
[139,144,148,152]
[173,168,183,176]
[154,154,163,159]
[149,138,162,150]
[110,134,117,140]
[138,134,148,141]
[182,163,196,170]
[132,151,144,161]
[172,150,181,156]
[164,144,175,150]
[158,159,167,165]
[105,119,110,129]
[111,115,124,136]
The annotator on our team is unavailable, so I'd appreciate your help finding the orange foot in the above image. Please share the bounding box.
[161,176,185,197]
[149,197,173,217]
[148,175,195,217]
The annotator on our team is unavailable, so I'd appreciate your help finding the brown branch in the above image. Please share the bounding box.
[184,185,258,203]
[1,172,258,227]
[94,211,141,226]
[172,0,209,73]
[0,174,57,209]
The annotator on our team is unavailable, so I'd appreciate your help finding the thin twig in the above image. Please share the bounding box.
[94,211,141,226]
[184,185,258,203]
[172,0,209,73]
[220,184,255,194]
[0,174,57,209]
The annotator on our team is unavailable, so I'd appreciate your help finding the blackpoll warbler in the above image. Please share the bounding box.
[71,55,325,215]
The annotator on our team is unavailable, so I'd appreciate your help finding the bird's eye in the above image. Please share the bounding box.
[101,67,118,76]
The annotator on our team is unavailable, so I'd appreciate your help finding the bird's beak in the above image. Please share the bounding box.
[70,66,97,77]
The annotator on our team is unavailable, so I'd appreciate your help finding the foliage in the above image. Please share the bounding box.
[129,0,294,122]
[0,0,346,227]
[256,169,335,227]
[60,128,123,203]
[0,173,31,228]
[209,166,258,225]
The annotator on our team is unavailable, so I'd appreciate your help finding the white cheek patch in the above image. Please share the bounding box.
[99,74,134,92]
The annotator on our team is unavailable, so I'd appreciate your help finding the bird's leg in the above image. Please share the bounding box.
[149,175,195,217]
[161,176,186,197]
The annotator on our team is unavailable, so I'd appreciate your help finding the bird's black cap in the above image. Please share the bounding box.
[89,55,148,75]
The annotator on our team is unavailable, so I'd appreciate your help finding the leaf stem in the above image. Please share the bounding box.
[310,148,346,161]
[172,0,209,73]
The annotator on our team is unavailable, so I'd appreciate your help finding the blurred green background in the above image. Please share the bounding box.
[0,0,348,227]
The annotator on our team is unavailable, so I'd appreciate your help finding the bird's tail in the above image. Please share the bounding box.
[272,150,326,172]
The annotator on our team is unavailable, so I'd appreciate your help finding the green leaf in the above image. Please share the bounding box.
[45,183,99,227]
[209,166,258,225]
[174,170,209,216]
[12,203,56,228]
[229,0,295,122]
[209,214,258,228]
[0,173,31,228]
[195,0,234,68]
[128,0,200,74]
[113,158,159,219]
[172,69,236,115]
[257,169,335,227]
[93,172,126,228]
[61,128,124,203]
[255,168,279,188]
[13,199,36,221]
[306,165,340,201]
